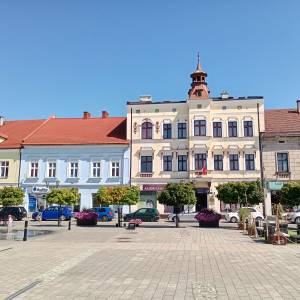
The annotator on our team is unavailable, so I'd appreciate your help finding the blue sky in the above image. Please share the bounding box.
[0,0,299,120]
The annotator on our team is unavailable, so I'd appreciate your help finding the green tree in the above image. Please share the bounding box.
[216,181,263,206]
[96,186,140,226]
[158,182,196,227]
[0,187,24,206]
[281,181,300,207]
[46,188,80,206]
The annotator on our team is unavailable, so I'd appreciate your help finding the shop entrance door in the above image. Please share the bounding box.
[195,188,208,212]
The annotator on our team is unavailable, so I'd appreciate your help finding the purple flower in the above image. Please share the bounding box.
[194,209,221,222]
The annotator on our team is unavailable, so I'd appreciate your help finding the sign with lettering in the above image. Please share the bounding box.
[32,186,49,194]
[142,184,165,192]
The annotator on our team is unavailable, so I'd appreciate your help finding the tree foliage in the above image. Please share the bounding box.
[46,188,80,206]
[0,187,24,206]
[158,182,196,208]
[96,186,140,206]
[281,181,300,207]
[216,181,263,206]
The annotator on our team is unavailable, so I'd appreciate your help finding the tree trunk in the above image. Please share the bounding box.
[175,205,179,228]
[118,205,122,227]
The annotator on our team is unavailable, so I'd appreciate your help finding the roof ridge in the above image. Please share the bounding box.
[22,116,53,143]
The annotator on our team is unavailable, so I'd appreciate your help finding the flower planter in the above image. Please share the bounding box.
[198,220,219,228]
[75,211,98,226]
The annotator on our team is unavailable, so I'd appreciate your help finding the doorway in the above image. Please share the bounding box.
[195,191,208,212]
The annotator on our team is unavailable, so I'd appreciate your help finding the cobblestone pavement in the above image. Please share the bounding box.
[0,220,300,300]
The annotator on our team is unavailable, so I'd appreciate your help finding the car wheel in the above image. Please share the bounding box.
[59,215,66,221]
[295,217,300,224]
[101,216,108,222]
[230,217,238,223]
[256,217,263,221]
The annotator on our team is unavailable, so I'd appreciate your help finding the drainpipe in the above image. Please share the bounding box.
[129,107,133,213]
[257,102,265,216]
[17,147,23,188]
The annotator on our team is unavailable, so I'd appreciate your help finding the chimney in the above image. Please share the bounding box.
[297,100,300,114]
[0,116,4,126]
[139,95,152,102]
[220,91,229,99]
[102,111,109,118]
[83,111,91,119]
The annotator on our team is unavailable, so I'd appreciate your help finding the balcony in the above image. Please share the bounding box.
[139,172,153,178]
[276,171,291,180]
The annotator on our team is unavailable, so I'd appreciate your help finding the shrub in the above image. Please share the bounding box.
[194,209,221,222]
[75,210,98,226]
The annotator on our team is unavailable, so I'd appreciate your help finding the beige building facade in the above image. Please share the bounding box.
[127,62,265,213]
[262,103,300,213]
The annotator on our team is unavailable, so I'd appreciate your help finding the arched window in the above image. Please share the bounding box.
[141,122,152,139]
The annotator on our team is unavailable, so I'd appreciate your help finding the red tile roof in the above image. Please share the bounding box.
[22,117,128,145]
[264,109,300,136]
[0,120,45,149]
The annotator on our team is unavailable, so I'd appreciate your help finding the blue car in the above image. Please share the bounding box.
[91,207,114,221]
[32,206,73,221]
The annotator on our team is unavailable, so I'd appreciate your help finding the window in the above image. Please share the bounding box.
[195,153,206,170]
[163,123,172,139]
[47,162,56,178]
[30,162,38,178]
[197,90,202,97]
[194,120,206,136]
[277,153,289,172]
[163,155,172,171]
[141,122,152,139]
[178,155,187,171]
[92,162,101,178]
[177,123,187,139]
[245,154,255,171]
[229,154,239,171]
[244,120,253,137]
[228,121,238,137]
[111,161,120,177]
[214,155,223,171]
[213,122,222,137]
[141,156,152,173]
[69,162,79,178]
[0,161,9,178]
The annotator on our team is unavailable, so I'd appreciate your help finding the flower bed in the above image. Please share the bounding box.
[74,211,98,226]
[195,209,221,228]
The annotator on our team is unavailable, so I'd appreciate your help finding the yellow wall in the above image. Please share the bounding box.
[0,149,20,187]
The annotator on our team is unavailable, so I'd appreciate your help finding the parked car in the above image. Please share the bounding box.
[168,211,197,222]
[0,206,27,221]
[91,207,114,221]
[123,208,159,222]
[225,207,264,223]
[287,210,300,224]
[32,206,73,221]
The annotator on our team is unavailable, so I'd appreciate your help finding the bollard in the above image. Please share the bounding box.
[68,219,71,230]
[23,220,28,241]
[297,224,300,235]
[58,217,61,227]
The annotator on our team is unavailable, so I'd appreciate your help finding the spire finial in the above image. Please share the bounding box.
[196,52,202,71]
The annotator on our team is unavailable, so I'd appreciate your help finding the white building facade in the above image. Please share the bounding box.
[127,61,265,213]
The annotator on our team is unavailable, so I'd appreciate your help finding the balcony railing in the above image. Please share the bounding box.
[139,172,153,178]
[276,171,290,179]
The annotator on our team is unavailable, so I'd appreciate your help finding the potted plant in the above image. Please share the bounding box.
[194,209,221,228]
[74,210,98,226]
[238,207,251,231]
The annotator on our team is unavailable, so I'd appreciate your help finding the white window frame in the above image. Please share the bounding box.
[29,161,39,178]
[0,161,9,178]
[69,161,79,178]
[47,161,57,178]
[110,161,120,178]
[91,161,101,178]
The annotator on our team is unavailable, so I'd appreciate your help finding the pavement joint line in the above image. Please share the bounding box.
[0,247,12,252]
[4,280,41,300]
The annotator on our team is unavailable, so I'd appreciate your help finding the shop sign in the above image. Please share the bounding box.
[28,195,37,212]
[268,181,284,191]
[143,184,165,191]
[32,186,49,194]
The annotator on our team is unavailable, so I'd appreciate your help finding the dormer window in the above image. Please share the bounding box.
[141,122,153,139]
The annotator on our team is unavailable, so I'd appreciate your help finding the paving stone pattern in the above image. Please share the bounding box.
[0,221,300,299]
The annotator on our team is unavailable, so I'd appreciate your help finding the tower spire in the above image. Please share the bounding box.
[196,52,202,72]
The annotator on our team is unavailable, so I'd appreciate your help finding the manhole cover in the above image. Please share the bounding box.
[192,282,217,299]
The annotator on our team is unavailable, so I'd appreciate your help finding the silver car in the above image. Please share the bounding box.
[287,210,300,224]
[168,211,198,222]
